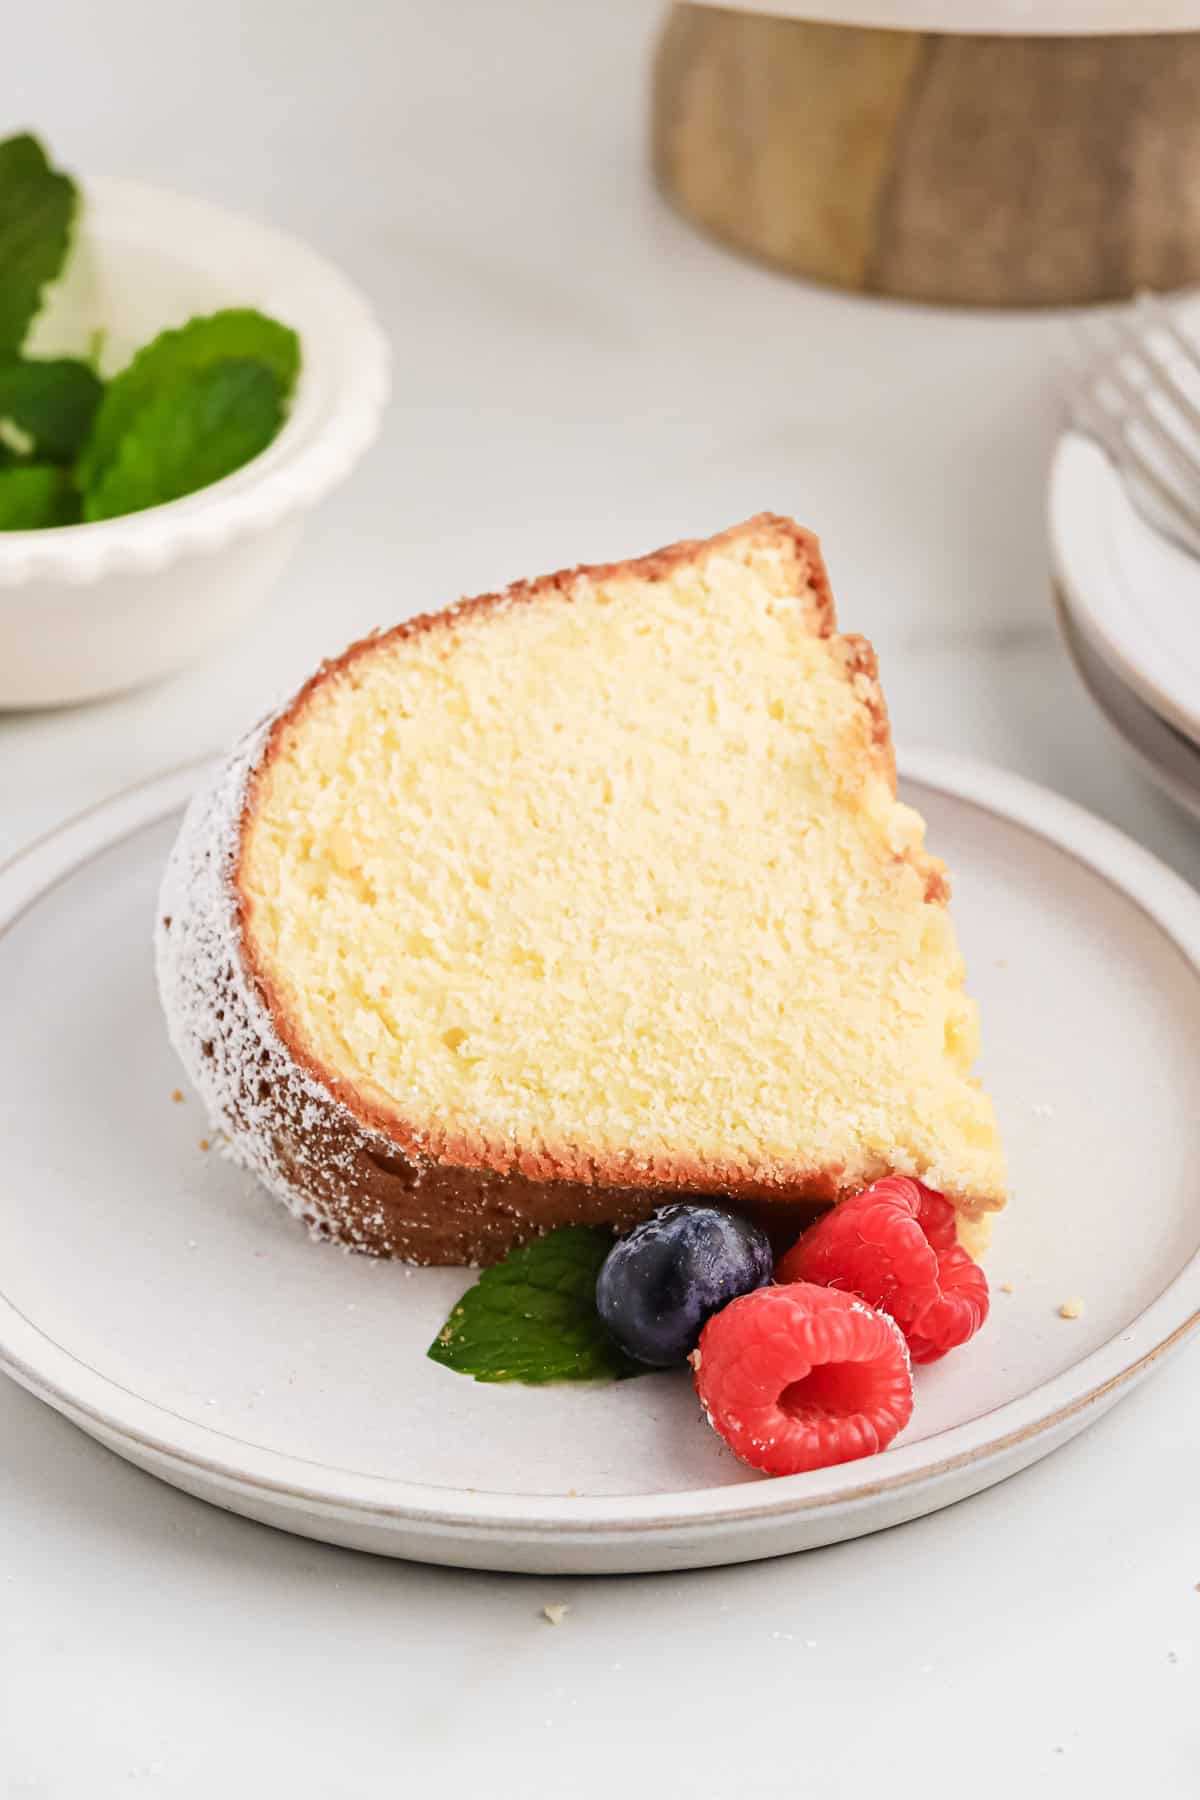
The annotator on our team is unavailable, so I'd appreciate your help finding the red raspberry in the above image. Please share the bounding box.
[775,1176,989,1364]
[913,1181,959,1253]
[692,1283,913,1476]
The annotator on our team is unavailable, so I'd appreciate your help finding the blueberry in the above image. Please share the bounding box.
[595,1203,774,1367]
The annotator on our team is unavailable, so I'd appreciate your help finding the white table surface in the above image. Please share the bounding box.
[4,3,1200,1794]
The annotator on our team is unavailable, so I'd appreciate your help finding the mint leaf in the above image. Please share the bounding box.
[78,308,299,490]
[0,357,102,462]
[83,358,284,522]
[0,134,78,355]
[428,1226,647,1384]
[0,464,80,529]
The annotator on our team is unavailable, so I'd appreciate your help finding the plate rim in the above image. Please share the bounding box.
[1048,427,1200,749]
[3,753,1200,1539]
[1052,585,1200,825]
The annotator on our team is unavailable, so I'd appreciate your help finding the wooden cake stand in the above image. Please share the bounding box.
[652,1,1200,306]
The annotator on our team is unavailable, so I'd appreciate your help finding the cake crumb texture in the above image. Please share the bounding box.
[239,517,1004,1213]
[159,514,1005,1264]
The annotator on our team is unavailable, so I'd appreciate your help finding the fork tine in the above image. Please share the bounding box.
[1114,303,1200,442]
[1072,383,1200,544]
[1136,290,1200,384]
[1058,317,1123,424]
[1066,294,1200,546]
[1088,325,1200,493]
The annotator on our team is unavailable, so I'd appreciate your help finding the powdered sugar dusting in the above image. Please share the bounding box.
[155,709,407,1252]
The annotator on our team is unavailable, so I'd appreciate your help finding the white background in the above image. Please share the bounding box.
[3,3,1199,1793]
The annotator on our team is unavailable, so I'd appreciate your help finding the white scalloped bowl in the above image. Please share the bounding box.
[0,178,390,709]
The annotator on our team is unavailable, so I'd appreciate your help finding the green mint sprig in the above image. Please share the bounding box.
[0,131,302,531]
[0,464,79,529]
[84,357,286,521]
[0,356,102,462]
[428,1226,649,1384]
[77,308,300,495]
[0,133,76,355]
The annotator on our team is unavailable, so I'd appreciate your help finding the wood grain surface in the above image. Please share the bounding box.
[653,6,1200,305]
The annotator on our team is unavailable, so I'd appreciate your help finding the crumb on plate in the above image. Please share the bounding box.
[1059,1297,1084,1320]
[542,1603,569,1627]
[171,1089,183,1103]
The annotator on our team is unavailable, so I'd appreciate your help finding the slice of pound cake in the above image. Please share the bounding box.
[158,515,1005,1265]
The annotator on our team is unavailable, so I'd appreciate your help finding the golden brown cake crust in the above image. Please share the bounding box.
[158,515,988,1265]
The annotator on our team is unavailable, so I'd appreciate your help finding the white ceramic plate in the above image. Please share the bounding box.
[3,759,1200,1574]
[1055,587,1200,826]
[1049,411,1200,750]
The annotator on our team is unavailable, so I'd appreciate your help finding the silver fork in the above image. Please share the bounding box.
[1066,291,1200,556]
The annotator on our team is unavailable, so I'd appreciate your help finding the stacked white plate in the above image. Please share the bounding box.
[1049,426,1200,825]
